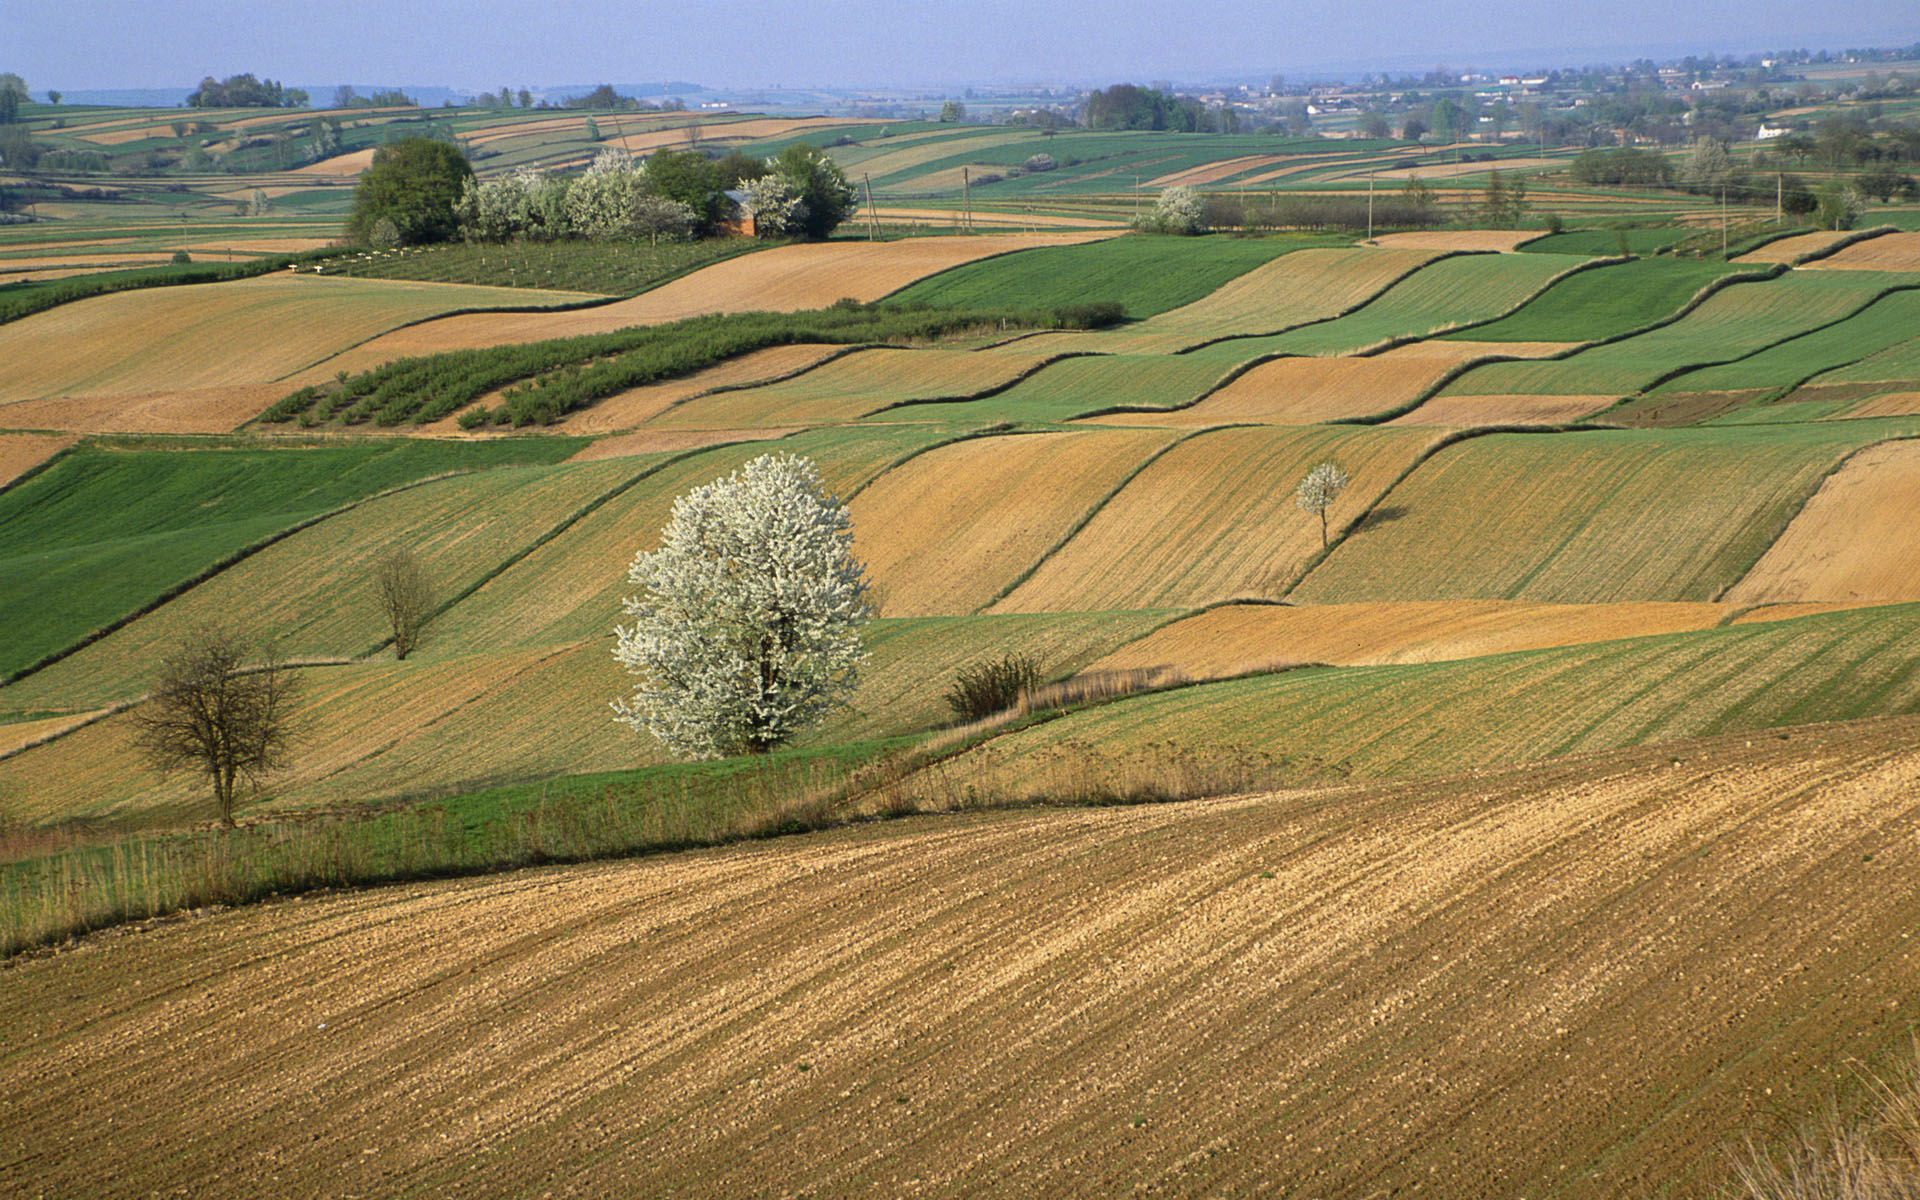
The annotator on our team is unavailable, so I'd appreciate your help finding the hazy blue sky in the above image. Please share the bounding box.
[6,0,1917,91]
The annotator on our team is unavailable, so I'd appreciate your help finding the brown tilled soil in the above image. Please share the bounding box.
[1841,391,1920,419]
[0,385,284,434]
[1387,391,1614,426]
[1732,231,1859,264]
[1722,439,1920,605]
[5,717,1920,1198]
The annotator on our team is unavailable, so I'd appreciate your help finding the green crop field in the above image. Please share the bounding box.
[648,346,1053,427]
[1252,251,1589,356]
[1438,256,1746,343]
[1292,423,1920,605]
[886,235,1338,317]
[1438,269,1912,400]
[0,438,585,682]
[1664,287,1920,392]
[938,601,1920,784]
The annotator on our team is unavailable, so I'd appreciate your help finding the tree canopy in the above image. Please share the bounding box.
[347,137,473,246]
[187,73,308,108]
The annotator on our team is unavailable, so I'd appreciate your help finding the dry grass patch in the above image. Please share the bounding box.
[1801,232,1920,272]
[1369,229,1542,252]
[848,428,1178,616]
[0,433,75,486]
[1089,599,1730,673]
[1722,440,1920,605]
[565,428,798,462]
[1732,601,1878,624]
[0,275,601,408]
[994,425,1441,612]
[1840,391,1920,419]
[1388,391,1612,426]
[1733,231,1861,264]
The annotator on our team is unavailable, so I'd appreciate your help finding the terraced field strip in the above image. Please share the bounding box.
[1437,268,1910,402]
[1385,390,1613,427]
[565,428,799,460]
[421,425,952,653]
[1088,599,1730,674]
[0,432,74,487]
[848,428,1178,616]
[1077,246,1442,355]
[1799,324,1920,391]
[1839,391,1920,418]
[1635,287,1920,417]
[1731,601,1878,624]
[957,602,1920,783]
[886,234,1327,319]
[853,131,1034,184]
[1722,439,1920,605]
[0,439,587,688]
[1295,425,1917,605]
[604,117,867,156]
[1443,256,1747,344]
[0,457,645,715]
[298,234,1109,378]
[1114,341,1569,428]
[884,354,1231,425]
[0,275,603,411]
[1252,252,1590,357]
[437,344,850,435]
[1144,154,1290,187]
[993,425,1442,612]
[647,347,1055,429]
[1732,230,1860,263]
[1369,229,1543,252]
[8,716,1920,1198]
[0,709,109,760]
[1802,231,1920,271]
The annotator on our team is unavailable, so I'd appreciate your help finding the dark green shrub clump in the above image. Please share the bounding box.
[1053,301,1126,329]
[945,653,1042,722]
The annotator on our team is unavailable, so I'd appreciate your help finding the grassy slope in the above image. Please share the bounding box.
[1293,423,1918,605]
[1440,269,1908,399]
[0,438,585,681]
[1437,256,1743,343]
[1650,286,1920,395]
[877,354,1231,424]
[885,234,1339,318]
[1253,251,1587,355]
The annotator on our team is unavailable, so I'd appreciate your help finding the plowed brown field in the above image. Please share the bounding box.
[1722,439,1920,604]
[1840,391,1920,419]
[1086,599,1729,673]
[6,716,1919,1199]
[1801,231,1920,271]
[0,432,74,485]
[302,234,1110,378]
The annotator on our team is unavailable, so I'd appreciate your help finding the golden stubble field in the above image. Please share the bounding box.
[3,716,1917,1199]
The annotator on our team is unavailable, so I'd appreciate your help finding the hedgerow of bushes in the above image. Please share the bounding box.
[262,301,1107,428]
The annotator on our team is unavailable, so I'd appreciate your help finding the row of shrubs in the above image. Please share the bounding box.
[264,300,1123,429]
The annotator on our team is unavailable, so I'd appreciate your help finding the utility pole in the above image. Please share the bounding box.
[1777,172,1783,223]
[962,167,972,232]
[1721,184,1728,258]
[863,173,879,241]
[1367,170,1376,242]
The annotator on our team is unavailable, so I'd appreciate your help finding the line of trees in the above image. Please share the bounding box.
[187,73,308,109]
[1084,84,1242,133]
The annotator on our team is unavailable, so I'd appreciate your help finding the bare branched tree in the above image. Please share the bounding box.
[1295,461,1352,550]
[374,548,435,660]
[131,629,298,827]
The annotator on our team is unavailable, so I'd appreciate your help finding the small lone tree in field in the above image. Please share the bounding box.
[612,453,871,760]
[132,629,298,827]
[374,547,434,660]
[1295,461,1351,549]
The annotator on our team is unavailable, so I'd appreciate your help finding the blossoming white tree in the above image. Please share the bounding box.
[1294,461,1351,549]
[612,453,872,760]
